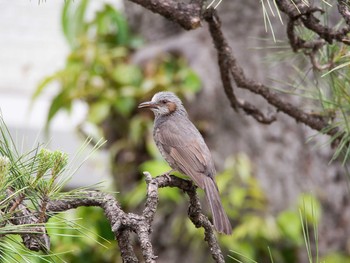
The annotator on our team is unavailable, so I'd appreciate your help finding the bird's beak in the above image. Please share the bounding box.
[138,101,158,109]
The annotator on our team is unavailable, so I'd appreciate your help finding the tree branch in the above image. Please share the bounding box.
[46,190,157,263]
[203,9,340,138]
[4,188,50,252]
[3,172,225,262]
[43,173,224,262]
[127,0,202,30]
[338,0,350,26]
[8,0,350,260]
[151,174,225,263]
[276,0,350,45]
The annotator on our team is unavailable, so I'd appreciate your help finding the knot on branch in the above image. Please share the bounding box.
[22,230,50,252]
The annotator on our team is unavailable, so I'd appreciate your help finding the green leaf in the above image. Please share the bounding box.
[129,116,146,145]
[230,187,246,208]
[105,5,130,46]
[159,187,181,203]
[236,153,252,181]
[111,64,142,86]
[232,216,265,239]
[61,0,73,46]
[61,0,89,48]
[46,90,72,126]
[321,60,350,77]
[139,160,171,176]
[297,193,321,224]
[321,253,350,262]
[277,210,302,244]
[124,181,146,208]
[182,70,201,92]
[87,102,111,124]
[113,96,135,117]
[32,74,59,101]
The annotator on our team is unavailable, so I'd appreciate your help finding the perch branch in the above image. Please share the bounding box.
[150,174,225,263]
[46,191,149,262]
[45,173,225,262]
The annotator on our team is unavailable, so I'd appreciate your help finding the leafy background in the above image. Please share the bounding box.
[1,0,350,262]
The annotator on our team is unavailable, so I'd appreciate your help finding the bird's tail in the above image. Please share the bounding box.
[204,177,232,235]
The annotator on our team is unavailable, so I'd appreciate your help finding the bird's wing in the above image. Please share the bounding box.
[157,119,215,189]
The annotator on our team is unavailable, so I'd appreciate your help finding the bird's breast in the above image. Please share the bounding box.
[153,126,178,170]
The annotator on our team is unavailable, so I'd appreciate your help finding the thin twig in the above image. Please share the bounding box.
[277,0,350,44]
[338,0,350,26]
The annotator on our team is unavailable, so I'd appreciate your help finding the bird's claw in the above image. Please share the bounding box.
[161,169,174,181]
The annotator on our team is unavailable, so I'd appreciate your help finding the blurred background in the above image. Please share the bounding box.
[1,0,350,262]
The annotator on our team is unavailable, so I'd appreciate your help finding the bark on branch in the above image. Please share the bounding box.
[4,188,50,252]
[4,173,225,263]
[203,9,339,138]
[127,0,202,30]
[277,0,350,44]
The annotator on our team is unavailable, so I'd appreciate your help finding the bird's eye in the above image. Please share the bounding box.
[160,99,168,104]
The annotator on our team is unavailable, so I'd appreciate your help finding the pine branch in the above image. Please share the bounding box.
[4,188,50,252]
[15,173,225,263]
[203,9,339,137]
[127,0,202,30]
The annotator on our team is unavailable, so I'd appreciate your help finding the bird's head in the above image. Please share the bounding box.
[138,92,187,117]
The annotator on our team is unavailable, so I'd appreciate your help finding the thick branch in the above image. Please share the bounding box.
[153,174,225,263]
[204,9,276,124]
[116,230,139,263]
[4,174,225,261]
[127,0,202,30]
[47,191,151,262]
[45,173,225,262]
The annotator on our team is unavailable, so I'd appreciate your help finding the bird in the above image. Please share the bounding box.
[138,91,232,235]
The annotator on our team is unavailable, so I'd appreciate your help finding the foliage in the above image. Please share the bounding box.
[0,108,348,262]
[33,0,200,137]
[34,0,200,126]
[217,154,350,263]
[45,207,118,263]
[33,0,201,191]
[219,154,310,262]
[121,152,346,263]
[31,1,202,260]
[0,115,105,262]
[261,2,350,163]
[29,1,350,262]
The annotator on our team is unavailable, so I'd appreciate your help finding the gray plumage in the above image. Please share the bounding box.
[138,91,232,235]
